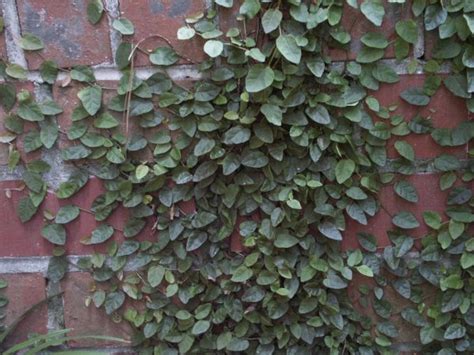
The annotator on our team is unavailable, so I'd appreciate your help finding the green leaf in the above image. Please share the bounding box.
[241,150,269,168]
[305,105,331,124]
[204,40,224,58]
[434,154,460,171]
[246,65,274,93]
[55,205,80,224]
[78,86,102,116]
[424,5,447,31]
[104,291,125,315]
[274,233,299,248]
[61,145,91,160]
[360,32,388,49]
[40,100,63,115]
[356,47,385,63]
[239,0,261,19]
[123,218,146,238]
[19,33,44,51]
[335,159,355,184]
[192,320,211,335]
[286,199,302,210]
[6,64,27,80]
[262,9,282,33]
[71,66,95,83]
[423,211,442,230]
[215,0,233,8]
[318,222,342,241]
[464,14,474,34]
[194,137,215,156]
[41,223,66,245]
[401,308,426,326]
[394,180,418,202]
[177,26,195,40]
[444,75,470,99]
[395,20,418,44]
[323,274,348,289]
[112,18,134,35]
[400,87,430,106]
[17,197,38,223]
[147,265,165,287]
[94,112,119,129]
[223,126,251,145]
[40,60,58,84]
[87,224,114,244]
[135,164,149,180]
[150,47,179,66]
[444,324,466,340]
[394,140,415,161]
[143,322,158,338]
[356,265,374,277]
[361,0,385,26]
[40,119,59,148]
[231,265,253,282]
[192,211,217,228]
[87,0,104,24]
[357,233,377,252]
[392,211,420,229]
[276,35,301,64]
[186,232,207,251]
[0,84,16,111]
[306,58,325,78]
[261,104,283,126]
[18,102,44,122]
[461,253,474,269]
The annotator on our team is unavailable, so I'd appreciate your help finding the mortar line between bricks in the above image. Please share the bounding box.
[414,20,425,59]
[0,157,471,187]
[46,280,65,332]
[103,0,122,66]
[1,0,27,67]
[0,59,454,86]
[34,83,75,190]
[0,255,145,275]
[0,64,204,83]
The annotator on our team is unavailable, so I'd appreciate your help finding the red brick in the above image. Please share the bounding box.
[218,0,258,37]
[0,273,48,348]
[329,1,413,61]
[371,75,468,159]
[119,0,206,66]
[0,178,155,257]
[61,272,133,347]
[16,0,112,69]
[342,173,449,250]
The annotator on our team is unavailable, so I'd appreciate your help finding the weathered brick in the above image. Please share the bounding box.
[17,0,112,69]
[0,178,155,257]
[119,0,206,66]
[370,75,468,159]
[0,273,48,348]
[342,173,448,250]
[61,272,133,347]
[329,0,413,61]
[218,0,258,37]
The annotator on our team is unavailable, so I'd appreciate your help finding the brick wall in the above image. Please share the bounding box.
[0,0,471,352]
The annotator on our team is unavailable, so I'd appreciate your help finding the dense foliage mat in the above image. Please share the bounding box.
[0,0,473,354]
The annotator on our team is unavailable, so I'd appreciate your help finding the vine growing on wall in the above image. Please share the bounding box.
[0,0,473,353]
